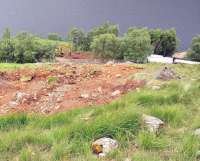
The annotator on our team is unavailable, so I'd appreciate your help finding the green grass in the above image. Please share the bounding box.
[0,63,200,160]
[0,63,36,71]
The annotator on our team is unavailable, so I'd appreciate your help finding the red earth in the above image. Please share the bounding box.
[0,62,145,115]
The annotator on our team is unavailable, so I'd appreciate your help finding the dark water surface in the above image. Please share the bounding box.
[0,0,199,50]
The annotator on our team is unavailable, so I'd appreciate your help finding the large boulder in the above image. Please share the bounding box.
[157,67,179,81]
[92,137,118,157]
[143,114,164,133]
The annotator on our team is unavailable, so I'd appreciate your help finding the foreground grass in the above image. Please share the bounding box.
[0,63,200,161]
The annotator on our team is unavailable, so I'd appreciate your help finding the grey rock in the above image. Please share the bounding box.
[194,129,200,138]
[92,137,118,157]
[143,114,164,133]
[111,90,121,96]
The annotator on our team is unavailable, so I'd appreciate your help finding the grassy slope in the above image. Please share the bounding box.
[0,63,200,161]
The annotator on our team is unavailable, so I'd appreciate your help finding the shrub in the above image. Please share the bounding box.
[48,32,62,41]
[90,33,122,59]
[123,28,153,63]
[188,34,200,61]
[149,28,178,57]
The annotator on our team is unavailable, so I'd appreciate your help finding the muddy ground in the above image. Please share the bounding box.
[0,57,145,115]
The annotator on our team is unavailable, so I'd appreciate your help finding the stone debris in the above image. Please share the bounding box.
[0,63,144,114]
[92,137,119,157]
[143,114,164,133]
[15,92,34,104]
[111,90,121,96]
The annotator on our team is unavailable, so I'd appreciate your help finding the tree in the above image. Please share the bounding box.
[188,34,200,61]
[90,33,121,59]
[13,32,39,63]
[87,22,119,50]
[149,28,178,57]
[48,33,62,41]
[67,28,87,51]
[0,28,15,62]
[123,28,153,63]
[2,28,11,39]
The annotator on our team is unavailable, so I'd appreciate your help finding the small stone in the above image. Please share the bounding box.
[194,129,200,138]
[116,74,121,78]
[80,93,89,99]
[15,92,31,104]
[97,87,103,94]
[106,60,115,65]
[8,101,18,107]
[196,150,200,160]
[20,76,33,82]
[111,90,121,96]
[55,105,60,110]
[152,86,160,90]
[143,114,164,133]
[124,158,132,161]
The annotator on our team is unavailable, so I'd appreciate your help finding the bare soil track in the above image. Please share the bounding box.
[0,62,145,115]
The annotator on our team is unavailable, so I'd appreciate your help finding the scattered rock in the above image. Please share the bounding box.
[116,74,121,78]
[125,61,134,65]
[106,60,115,65]
[124,158,132,161]
[8,101,18,108]
[194,129,200,138]
[80,93,89,99]
[97,87,103,94]
[143,114,164,133]
[15,92,33,104]
[157,67,179,81]
[111,90,121,96]
[20,75,33,82]
[92,137,118,157]
[152,85,161,90]
[196,150,200,160]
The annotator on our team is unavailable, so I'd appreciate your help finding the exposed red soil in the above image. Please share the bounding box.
[0,63,145,115]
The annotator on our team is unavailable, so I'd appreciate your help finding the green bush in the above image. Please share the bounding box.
[123,28,153,63]
[149,28,178,57]
[90,33,122,59]
[188,34,200,61]
[48,33,62,41]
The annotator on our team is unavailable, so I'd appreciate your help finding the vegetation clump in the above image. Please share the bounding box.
[188,34,200,61]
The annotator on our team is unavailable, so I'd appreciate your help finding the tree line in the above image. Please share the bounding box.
[0,22,199,63]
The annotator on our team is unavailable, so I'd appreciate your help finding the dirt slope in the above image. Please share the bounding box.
[0,63,145,115]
